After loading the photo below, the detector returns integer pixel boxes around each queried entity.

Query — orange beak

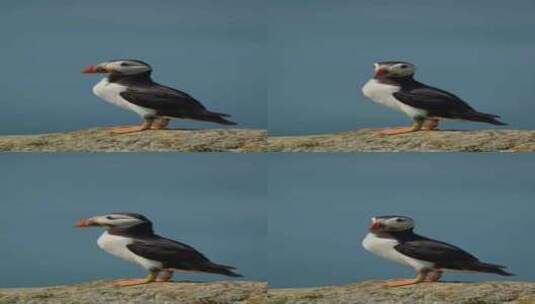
[81,65,96,73]
[81,65,108,74]
[373,68,387,78]
[368,220,383,231]
[75,218,97,228]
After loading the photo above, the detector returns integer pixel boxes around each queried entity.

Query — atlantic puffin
[81,59,237,134]
[361,61,506,135]
[362,215,513,287]
[76,213,242,287]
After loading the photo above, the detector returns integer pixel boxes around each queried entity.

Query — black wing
[120,85,237,125]
[394,238,479,270]
[127,236,212,271]
[120,85,207,118]
[393,87,475,117]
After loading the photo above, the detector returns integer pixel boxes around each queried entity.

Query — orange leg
[155,270,174,282]
[425,270,442,282]
[380,120,424,135]
[110,119,153,134]
[421,118,440,131]
[382,272,426,288]
[151,118,170,130]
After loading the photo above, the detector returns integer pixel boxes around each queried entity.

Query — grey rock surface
[267,281,535,304]
[0,128,267,152]
[1,128,534,152]
[267,129,535,152]
[0,280,266,304]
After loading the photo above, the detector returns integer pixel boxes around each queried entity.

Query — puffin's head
[81,59,152,75]
[75,213,152,229]
[372,61,415,79]
[368,215,415,233]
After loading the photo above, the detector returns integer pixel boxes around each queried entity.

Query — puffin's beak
[75,218,98,228]
[373,68,387,78]
[81,65,108,74]
[368,219,383,231]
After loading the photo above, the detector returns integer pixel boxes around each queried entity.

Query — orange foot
[105,125,136,131]
[110,278,154,287]
[380,127,420,135]
[382,278,423,288]
[110,125,150,134]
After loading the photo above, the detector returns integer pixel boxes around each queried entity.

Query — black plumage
[111,72,237,125]
[108,214,242,277]
[390,77,506,125]
[377,66,507,126]
[391,230,513,276]
[127,237,241,277]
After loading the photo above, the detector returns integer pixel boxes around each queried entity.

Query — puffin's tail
[461,111,507,126]
[197,110,238,125]
[471,262,514,276]
[201,262,243,277]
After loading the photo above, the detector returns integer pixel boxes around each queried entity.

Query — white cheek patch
[112,218,144,226]
[98,216,144,226]
[124,66,151,74]
[392,65,415,77]
[105,62,151,75]
[117,63,151,75]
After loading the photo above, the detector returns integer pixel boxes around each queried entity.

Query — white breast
[362,79,427,119]
[97,231,162,271]
[362,233,434,272]
[92,78,157,118]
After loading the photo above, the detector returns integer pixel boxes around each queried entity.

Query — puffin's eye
[120,62,132,67]
[395,218,405,222]
[106,216,115,220]
[400,65,408,69]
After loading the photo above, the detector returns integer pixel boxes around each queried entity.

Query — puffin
[81,59,237,134]
[361,61,506,135]
[76,213,242,287]
[362,215,513,287]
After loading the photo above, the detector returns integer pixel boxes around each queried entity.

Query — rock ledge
[267,129,535,152]
[0,280,266,304]
[1,128,534,152]
[2,281,533,304]
[0,128,266,152]
[267,281,535,304]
